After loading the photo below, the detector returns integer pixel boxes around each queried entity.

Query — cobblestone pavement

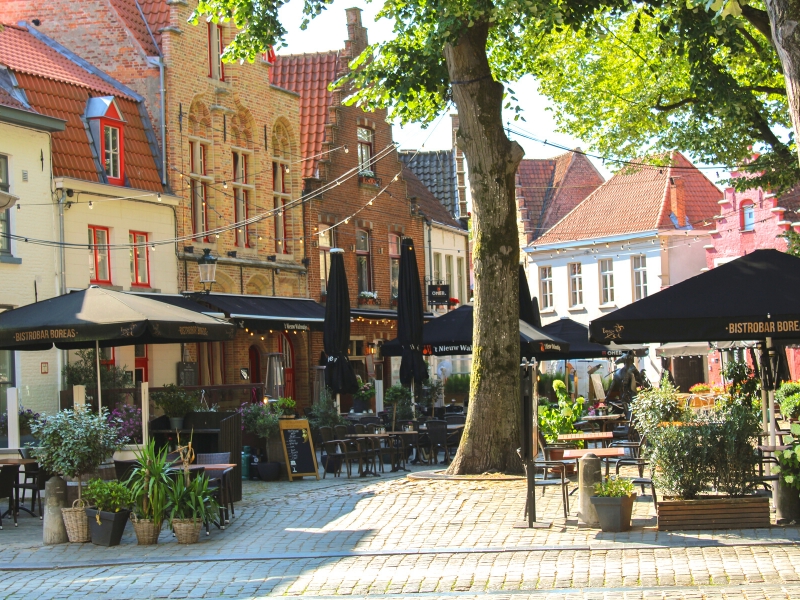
[3,466,800,598]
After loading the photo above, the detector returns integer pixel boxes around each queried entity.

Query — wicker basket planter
[131,516,162,545]
[172,518,202,544]
[62,499,91,543]
[657,496,770,531]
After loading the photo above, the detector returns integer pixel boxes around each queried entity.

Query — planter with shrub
[127,440,171,545]
[166,472,219,544]
[84,478,132,546]
[239,401,281,481]
[590,477,637,532]
[31,408,125,543]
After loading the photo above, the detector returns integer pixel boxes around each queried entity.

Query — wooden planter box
[657,496,770,531]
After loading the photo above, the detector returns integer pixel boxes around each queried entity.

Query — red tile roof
[533,151,721,246]
[516,150,604,243]
[0,24,162,190]
[403,167,464,230]
[108,0,167,56]
[272,51,341,179]
[0,86,32,112]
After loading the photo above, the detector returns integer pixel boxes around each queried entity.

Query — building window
[99,347,115,370]
[319,226,334,294]
[0,342,14,403]
[357,127,374,174]
[0,155,9,253]
[103,124,122,184]
[599,258,614,305]
[389,234,401,300]
[742,203,755,231]
[457,256,465,303]
[189,140,211,240]
[633,255,648,301]
[445,254,453,290]
[272,161,290,254]
[568,263,583,307]
[356,229,371,293]
[207,24,225,81]
[88,225,111,284]
[232,151,254,247]
[129,231,150,287]
[539,266,553,309]
[433,252,442,283]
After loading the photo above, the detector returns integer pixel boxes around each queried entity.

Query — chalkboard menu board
[278,418,319,481]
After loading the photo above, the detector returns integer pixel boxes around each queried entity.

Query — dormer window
[86,97,126,186]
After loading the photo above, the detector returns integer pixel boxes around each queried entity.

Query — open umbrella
[397,238,428,387]
[0,286,236,410]
[323,249,358,410]
[540,318,648,361]
[382,304,569,357]
[588,249,800,443]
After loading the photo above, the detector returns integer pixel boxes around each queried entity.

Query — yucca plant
[165,473,219,526]
[127,440,171,527]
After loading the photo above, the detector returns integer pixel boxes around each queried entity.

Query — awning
[656,341,757,358]
[351,308,436,320]
[196,293,326,331]
[130,293,224,317]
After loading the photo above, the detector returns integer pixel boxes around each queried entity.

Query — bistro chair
[334,425,373,477]
[421,420,449,464]
[444,415,466,425]
[18,449,48,519]
[517,449,570,521]
[360,416,382,425]
[615,458,657,510]
[197,452,235,526]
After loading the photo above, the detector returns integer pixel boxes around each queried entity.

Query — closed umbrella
[397,238,428,387]
[323,249,358,411]
[518,264,540,328]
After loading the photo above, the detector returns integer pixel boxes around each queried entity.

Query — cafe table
[582,414,623,432]
[557,431,613,447]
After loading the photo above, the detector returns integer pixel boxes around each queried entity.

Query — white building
[524,152,722,386]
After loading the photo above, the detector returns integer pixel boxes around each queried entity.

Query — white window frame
[457,256,465,303]
[129,231,150,287]
[273,157,290,254]
[357,127,374,174]
[103,125,121,180]
[742,204,755,231]
[189,138,213,240]
[319,226,334,294]
[599,258,614,305]
[633,255,648,301]
[539,266,553,310]
[433,252,442,284]
[568,262,583,308]
[232,149,254,248]
[0,154,10,253]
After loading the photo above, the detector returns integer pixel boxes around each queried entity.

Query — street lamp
[197,248,217,293]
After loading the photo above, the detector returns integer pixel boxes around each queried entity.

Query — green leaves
[776,445,800,491]
[151,385,200,419]
[593,475,635,497]
[84,478,133,514]
[165,472,220,525]
[538,380,585,443]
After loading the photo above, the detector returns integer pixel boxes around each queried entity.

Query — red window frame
[99,347,115,370]
[129,231,150,287]
[99,118,124,186]
[88,225,112,284]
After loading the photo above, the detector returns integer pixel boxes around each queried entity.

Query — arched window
[741,202,755,231]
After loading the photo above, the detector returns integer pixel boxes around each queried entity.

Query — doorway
[278,333,295,399]
[249,345,262,384]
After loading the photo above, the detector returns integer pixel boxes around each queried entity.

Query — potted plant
[30,408,125,543]
[384,384,413,425]
[151,384,199,430]
[308,388,347,473]
[774,437,800,524]
[166,474,219,544]
[358,291,380,306]
[277,397,296,419]
[353,377,375,413]
[239,401,281,481]
[109,404,143,460]
[590,477,637,532]
[84,478,132,546]
[538,380,585,466]
[126,440,171,544]
[0,406,41,448]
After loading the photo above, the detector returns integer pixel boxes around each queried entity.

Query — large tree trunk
[766,0,800,166]
[443,22,525,475]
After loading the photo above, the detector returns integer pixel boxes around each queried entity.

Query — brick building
[5,2,318,405]
[273,8,427,410]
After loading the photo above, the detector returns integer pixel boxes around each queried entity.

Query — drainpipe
[57,188,67,393]
[426,217,433,311]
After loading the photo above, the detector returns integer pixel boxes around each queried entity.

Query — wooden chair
[421,420,449,464]
[0,465,20,528]
[444,415,466,425]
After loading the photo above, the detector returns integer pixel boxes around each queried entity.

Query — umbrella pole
[767,337,777,446]
[95,340,103,413]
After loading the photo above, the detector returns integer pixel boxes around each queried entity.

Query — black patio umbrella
[323,249,359,400]
[397,238,428,387]
[540,318,648,361]
[382,304,569,357]
[588,249,800,441]
[529,296,543,329]
[0,286,236,409]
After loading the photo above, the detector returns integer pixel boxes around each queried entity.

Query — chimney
[669,176,687,228]
[451,113,468,219]
[344,8,368,57]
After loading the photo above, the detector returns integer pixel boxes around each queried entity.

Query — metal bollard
[577,453,602,527]
[43,476,68,545]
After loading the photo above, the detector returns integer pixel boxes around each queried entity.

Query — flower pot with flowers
[30,408,125,543]
[358,291,380,306]
[448,298,460,309]
[353,377,375,413]
[239,401,281,480]
[109,404,143,460]
[0,406,42,447]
